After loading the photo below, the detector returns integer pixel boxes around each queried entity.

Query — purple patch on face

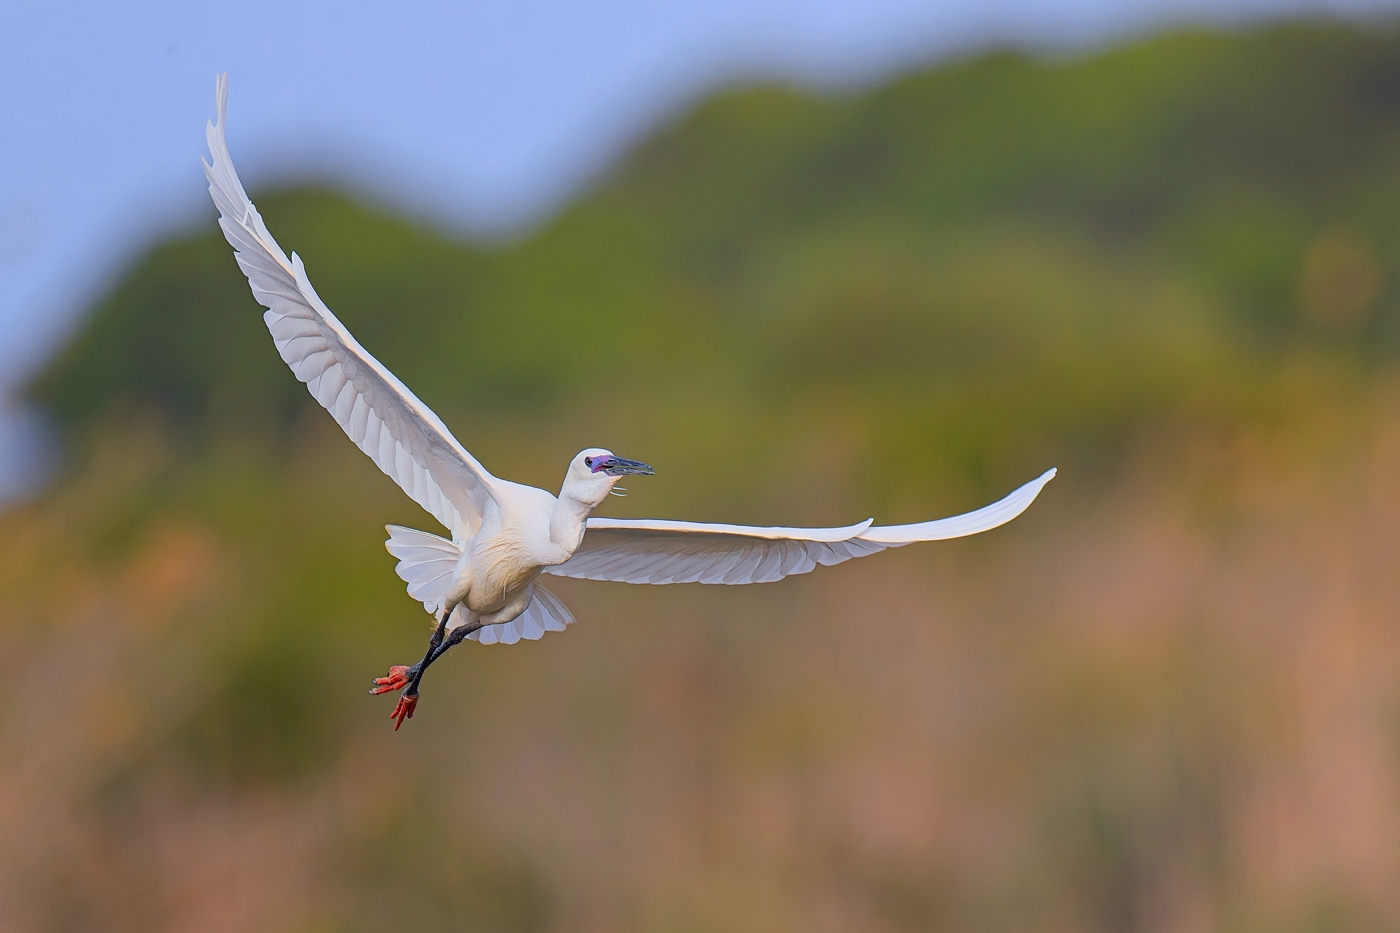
[586,456,612,473]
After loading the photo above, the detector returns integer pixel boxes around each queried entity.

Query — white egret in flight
[202,76,1056,729]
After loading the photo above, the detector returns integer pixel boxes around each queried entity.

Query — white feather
[467,582,577,645]
[385,524,460,615]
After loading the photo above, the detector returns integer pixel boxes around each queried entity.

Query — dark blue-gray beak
[601,456,655,476]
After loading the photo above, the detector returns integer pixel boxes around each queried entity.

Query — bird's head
[563,447,655,507]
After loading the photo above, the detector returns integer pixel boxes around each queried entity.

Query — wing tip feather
[215,72,228,119]
[860,466,1058,545]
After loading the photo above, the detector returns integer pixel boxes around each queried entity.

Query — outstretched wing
[203,74,496,542]
[544,468,1055,585]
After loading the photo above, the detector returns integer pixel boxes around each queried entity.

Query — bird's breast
[459,531,544,613]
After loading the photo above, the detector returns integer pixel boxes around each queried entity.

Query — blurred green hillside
[40,25,1400,503]
[7,22,1400,933]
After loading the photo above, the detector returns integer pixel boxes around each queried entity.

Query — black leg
[405,615,483,695]
[402,607,453,696]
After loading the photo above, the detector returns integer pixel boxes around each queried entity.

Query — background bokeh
[7,17,1400,933]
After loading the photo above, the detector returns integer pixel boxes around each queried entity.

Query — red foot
[369,665,411,695]
[390,693,418,730]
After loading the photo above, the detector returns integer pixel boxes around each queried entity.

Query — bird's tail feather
[470,582,576,646]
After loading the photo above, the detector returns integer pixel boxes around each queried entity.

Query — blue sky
[0,0,1396,496]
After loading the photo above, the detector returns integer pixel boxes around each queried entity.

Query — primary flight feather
[202,75,1056,728]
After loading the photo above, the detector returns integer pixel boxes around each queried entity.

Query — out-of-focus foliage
[7,23,1400,933]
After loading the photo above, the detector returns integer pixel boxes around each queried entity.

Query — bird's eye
[585,458,593,467]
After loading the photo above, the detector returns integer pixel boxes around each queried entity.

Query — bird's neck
[548,492,596,558]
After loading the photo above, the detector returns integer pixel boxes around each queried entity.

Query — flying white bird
[202,75,1056,729]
